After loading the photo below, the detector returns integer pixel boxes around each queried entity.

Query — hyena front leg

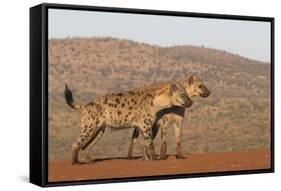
[174,120,185,159]
[127,128,140,159]
[140,125,155,161]
[127,123,159,159]
[159,125,168,160]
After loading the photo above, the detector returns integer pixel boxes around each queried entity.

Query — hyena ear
[169,83,178,95]
[189,73,198,85]
[189,75,195,85]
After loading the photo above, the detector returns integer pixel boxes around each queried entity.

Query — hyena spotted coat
[65,82,193,164]
[127,74,211,159]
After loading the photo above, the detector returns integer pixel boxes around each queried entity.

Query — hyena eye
[181,94,186,98]
[198,84,203,89]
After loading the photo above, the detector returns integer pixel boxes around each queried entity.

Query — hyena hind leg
[84,128,106,163]
[71,125,105,165]
[72,143,80,165]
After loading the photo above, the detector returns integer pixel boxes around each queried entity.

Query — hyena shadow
[80,156,142,164]
[82,154,177,164]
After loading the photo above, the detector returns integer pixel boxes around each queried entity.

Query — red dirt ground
[48,148,270,182]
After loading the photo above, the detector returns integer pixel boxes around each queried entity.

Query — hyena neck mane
[149,85,173,112]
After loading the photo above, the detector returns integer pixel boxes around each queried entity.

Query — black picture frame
[30,3,275,187]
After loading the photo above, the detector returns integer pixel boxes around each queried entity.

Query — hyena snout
[200,86,211,97]
[183,97,193,108]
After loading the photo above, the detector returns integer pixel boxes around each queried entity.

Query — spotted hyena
[127,74,211,160]
[64,82,193,164]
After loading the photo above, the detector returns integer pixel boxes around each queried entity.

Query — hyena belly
[100,95,153,130]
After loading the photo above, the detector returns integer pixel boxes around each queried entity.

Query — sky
[48,9,271,62]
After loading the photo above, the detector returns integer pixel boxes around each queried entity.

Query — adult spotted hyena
[127,74,211,160]
[65,82,193,164]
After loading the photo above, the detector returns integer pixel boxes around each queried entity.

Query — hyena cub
[127,74,211,159]
[65,82,193,164]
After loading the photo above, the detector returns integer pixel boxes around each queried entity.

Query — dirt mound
[48,148,270,182]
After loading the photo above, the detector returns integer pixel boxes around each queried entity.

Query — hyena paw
[85,155,94,164]
[72,160,80,165]
[159,154,168,160]
[127,153,133,160]
[176,154,186,159]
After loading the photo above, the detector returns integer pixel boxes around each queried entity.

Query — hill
[48,37,270,98]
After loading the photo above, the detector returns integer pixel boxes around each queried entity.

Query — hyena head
[181,73,211,98]
[169,83,193,108]
[187,73,211,97]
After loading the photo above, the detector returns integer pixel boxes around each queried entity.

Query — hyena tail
[64,84,84,110]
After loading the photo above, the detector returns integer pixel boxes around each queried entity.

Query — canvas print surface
[47,8,272,182]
